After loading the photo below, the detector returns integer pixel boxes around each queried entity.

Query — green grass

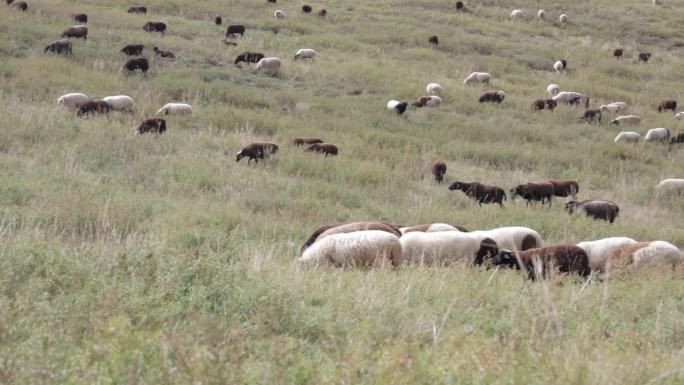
[0,0,683,383]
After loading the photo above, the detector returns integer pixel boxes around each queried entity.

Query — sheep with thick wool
[296,230,402,268]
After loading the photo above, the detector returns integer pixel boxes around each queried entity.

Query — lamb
[463,72,491,85]
[559,13,568,23]
[235,52,264,66]
[510,182,555,206]
[655,178,684,194]
[431,160,447,183]
[73,13,87,23]
[638,52,651,62]
[609,115,641,125]
[428,36,439,45]
[318,8,327,17]
[235,142,279,164]
[399,231,498,267]
[492,245,590,280]
[537,9,545,20]
[143,22,166,36]
[62,25,88,40]
[544,179,579,199]
[387,100,408,115]
[510,9,522,19]
[155,103,193,116]
[153,46,175,58]
[57,93,89,110]
[426,83,442,95]
[226,25,245,37]
[565,200,619,223]
[77,100,111,117]
[600,102,628,113]
[552,91,588,107]
[102,95,134,112]
[469,226,543,254]
[121,44,144,56]
[479,90,505,103]
[613,131,641,143]
[44,39,72,55]
[448,181,507,207]
[413,95,442,108]
[400,223,468,234]
[532,99,557,111]
[553,59,567,73]
[127,6,147,14]
[294,48,317,61]
[302,5,312,13]
[670,133,684,144]
[305,143,338,156]
[137,118,166,134]
[274,10,286,19]
[546,84,560,97]
[576,237,638,271]
[293,137,323,146]
[580,109,602,124]
[644,127,670,142]
[657,100,677,112]
[123,58,149,75]
[599,241,682,273]
[296,230,402,268]
[613,48,623,59]
[255,57,282,75]
[300,221,402,254]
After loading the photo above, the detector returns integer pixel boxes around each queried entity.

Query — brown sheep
[300,221,402,255]
[428,35,439,45]
[456,1,464,10]
[597,241,682,274]
[448,181,507,207]
[317,8,327,17]
[236,142,279,164]
[431,160,447,183]
[511,182,555,206]
[565,200,619,223]
[532,99,557,111]
[153,46,175,58]
[214,15,223,25]
[492,245,591,280]
[670,132,684,144]
[44,39,72,55]
[544,179,579,199]
[479,90,506,103]
[226,25,246,37]
[123,58,149,75]
[293,137,323,146]
[302,5,312,13]
[121,44,144,56]
[580,109,602,124]
[62,25,88,40]
[73,13,87,23]
[657,99,677,112]
[137,118,166,134]
[77,100,111,117]
[143,22,166,36]
[613,48,623,59]
[305,143,338,156]
[127,6,147,14]
[638,52,651,62]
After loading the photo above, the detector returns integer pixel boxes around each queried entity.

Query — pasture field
[0,0,683,383]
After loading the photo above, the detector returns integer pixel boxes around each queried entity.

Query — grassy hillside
[0,0,683,383]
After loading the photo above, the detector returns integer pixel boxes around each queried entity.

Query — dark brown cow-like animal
[657,99,677,112]
[44,39,72,55]
[73,13,88,23]
[214,15,222,25]
[638,52,651,62]
[137,118,166,134]
[428,35,439,45]
[77,100,111,117]
[127,6,147,14]
[306,143,338,156]
[511,182,555,206]
[613,48,623,59]
[532,99,557,111]
[226,25,246,37]
[293,137,323,146]
[236,143,279,164]
[143,22,166,35]
[123,58,149,75]
[300,221,402,255]
[449,181,507,207]
[431,160,447,183]
[479,90,506,103]
[492,245,591,280]
[234,52,264,65]
[545,179,579,199]
[566,200,619,223]
[121,44,144,56]
[62,25,88,40]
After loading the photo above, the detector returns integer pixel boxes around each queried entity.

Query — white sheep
[421,95,442,107]
[155,103,193,116]
[546,84,560,97]
[57,92,90,110]
[399,231,496,266]
[387,100,408,114]
[426,83,442,95]
[399,223,462,234]
[559,13,568,23]
[294,48,317,61]
[510,9,523,19]
[255,57,282,75]
[102,95,134,112]
[613,131,641,143]
[576,237,638,270]
[553,60,566,73]
[274,10,286,19]
[603,241,681,273]
[674,112,684,119]
[468,226,543,252]
[644,127,670,142]
[552,91,584,104]
[600,102,628,113]
[463,72,491,85]
[655,178,684,194]
[537,9,545,20]
[609,115,641,125]
[296,230,401,268]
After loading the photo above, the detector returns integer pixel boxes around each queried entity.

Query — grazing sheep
[387,100,408,115]
[545,179,579,199]
[492,245,590,280]
[675,112,684,120]
[62,25,88,40]
[236,142,278,164]
[657,100,677,112]
[293,137,323,146]
[600,241,682,273]
[44,39,72,55]
[431,161,447,183]
[532,99,557,111]
[553,91,588,107]
[302,5,312,13]
[297,230,402,268]
[137,118,166,134]
[565,200,619,223]
[294,48,317,61]
[609,115,641,125]
[235,52,265,65]
[400,223,468,234]
[57,93,89,110]
[300,221,402,255]
[77,100,111,117]
[559,13,568,23]
[399,231,498,267]
[143,22,166,36]
[455,1,464,10]
[510,9,522,18]
[226,25,246,37]
[670,133,684,144]
[73,13,88,23]
[428,35,439,45]
[546,84,561,97]
[638,52,651,62]
[214,15,222,25]
[469,227,543,254]
[305,143,338,156]
[121,44,144,56]
[127,6,147,14]
[580,109,602,124]
[510,182,555,206]
[155,103,193,116]
[448,181,507,207]
[600,102,628,113]
[463,72,491,85]
[426,83,442,95]
[12,1,26,11]
[123,58,149,75]
[644,127,670,142]
[318,8,327,17]
[537,9,545,20]
[613,131,641,143]
[255,57,282,75]
[613,48,623,59]
[655,178,684,194]
[577,237,638,270]
[553,59,567,73]
[274,10,286,19]
[153,46,175,58]
[479,90,505,103]
[413,95,442,108]
[102,95,134,112]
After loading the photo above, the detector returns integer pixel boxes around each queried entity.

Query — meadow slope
[0,0,683,383]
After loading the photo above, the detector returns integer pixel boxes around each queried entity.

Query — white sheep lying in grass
[399,231,498,266]
[102,95,134,112]
[546,84,560,97]
[426,83,442,95]
[274,10,286,19]
[156,103,193,116]
[256,57,282,74]
[576,237,637,270]
[294,48,316,61]
[600,102,628,113]
[57,92,90,109]
[644,127,670,142]
[609,115,641,125]
[468,226,543,252]
[463,72,491,85]
[296,230,401,268]
[614,131,641,143]
[655,178,684,194]
[559,13,568,23]
[601,241,682,273]
[510,9,523,18]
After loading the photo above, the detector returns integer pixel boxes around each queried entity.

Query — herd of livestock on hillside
[8,0,683,278]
